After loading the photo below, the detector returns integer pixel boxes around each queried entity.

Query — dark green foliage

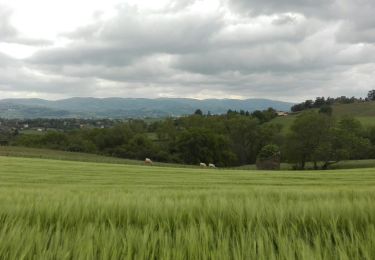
[285,112,372,169]
[112,134,156,160]
[367,126,375,146]
[284,112,331,169]
[12,113,280,166]
[251,107,278,123]
[367,126,375,158]
[176,128,236,166]
[291,94,369,112]
[194,109,203,116]
[319,105,333,115]
[257,144,280,160]
[368,90,375,101]
[256,144,281,170]
[8,107,375,168]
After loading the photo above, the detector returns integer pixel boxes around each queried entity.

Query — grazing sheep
[200,163,207,167]
[208,163,216,168]
[145,158,153,165]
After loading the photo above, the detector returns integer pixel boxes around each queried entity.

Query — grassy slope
[3,145,375,171]
[237,159,375,170]
[333,102,375,127]
[269,113,298,134]
[0,156,375,259]
[0,146,193,168]
[271,101,375,133]
[333,101,375,117]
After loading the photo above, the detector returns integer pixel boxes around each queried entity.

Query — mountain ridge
[0,97,294,119]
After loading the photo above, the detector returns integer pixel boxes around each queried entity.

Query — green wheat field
[1,156,375,259]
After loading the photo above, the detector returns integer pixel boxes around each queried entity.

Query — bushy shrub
[256,144,280,170]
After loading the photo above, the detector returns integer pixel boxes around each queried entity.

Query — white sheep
[200,163,207,167]
[144,158,153,165]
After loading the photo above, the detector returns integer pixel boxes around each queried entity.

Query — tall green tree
[286,113,371,170]
[368,90,375,101]
[194,109,203,116]
[176,128,237,166]
[226,116,259,164]
[285,112,332,169]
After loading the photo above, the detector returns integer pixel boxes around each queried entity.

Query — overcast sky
[0,0,374,102]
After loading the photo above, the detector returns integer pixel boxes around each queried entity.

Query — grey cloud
[9,37,52,46]
[335,0,375,43]
[211,15,320,48]
[164,0,198,12]
[0,62,97,96]
[0,52,16,67]
[0,51,94,97]
[174,23,375,76]
[228,0,335,16]
[228,0,375,44]
[30,6,223,67]
[4,1,373,101]
[29,44,140,67]
[272,14,298,25]
[70,5,222,52]
[0,6,18,40]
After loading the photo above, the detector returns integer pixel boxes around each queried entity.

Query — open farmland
[0,146,193,168]
[0,156,375,259]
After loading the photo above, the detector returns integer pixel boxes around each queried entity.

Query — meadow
[1,156,375,259]
[0,146,194,168]
[270,101,375,134]
[236,159,375,170]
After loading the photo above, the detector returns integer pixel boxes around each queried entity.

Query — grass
[355,116,375,127]
[0,146,193,168]
[268,114,298,134]
[332,101,375,117]
[271,101,375,133]
[0,145,145,164]
[237,159,375,171]
[329,159,375,169]
[0,156,375,259]
[3,145,375,172]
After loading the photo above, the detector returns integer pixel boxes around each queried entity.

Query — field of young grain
[0,146,193,168]
[1,156,375,259]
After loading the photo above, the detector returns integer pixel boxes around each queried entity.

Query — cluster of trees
[0,130,17,145]
[291,90,375,112]
[195,107,278,123]
[3,107,375,169]
[12,109,282,167]
[285,111,374,169]
[369,90,375,101]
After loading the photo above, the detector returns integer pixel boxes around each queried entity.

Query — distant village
[0,118,123,135]
[0,109,290,134]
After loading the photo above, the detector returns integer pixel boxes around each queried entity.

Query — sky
[0,0,374,102]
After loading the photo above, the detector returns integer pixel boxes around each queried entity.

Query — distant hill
[271,101,375,133]
[0,97,293,119]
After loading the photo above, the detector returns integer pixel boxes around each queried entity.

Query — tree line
[2,106,373,169]
[291,90,375,112]
[9,109,280,167]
